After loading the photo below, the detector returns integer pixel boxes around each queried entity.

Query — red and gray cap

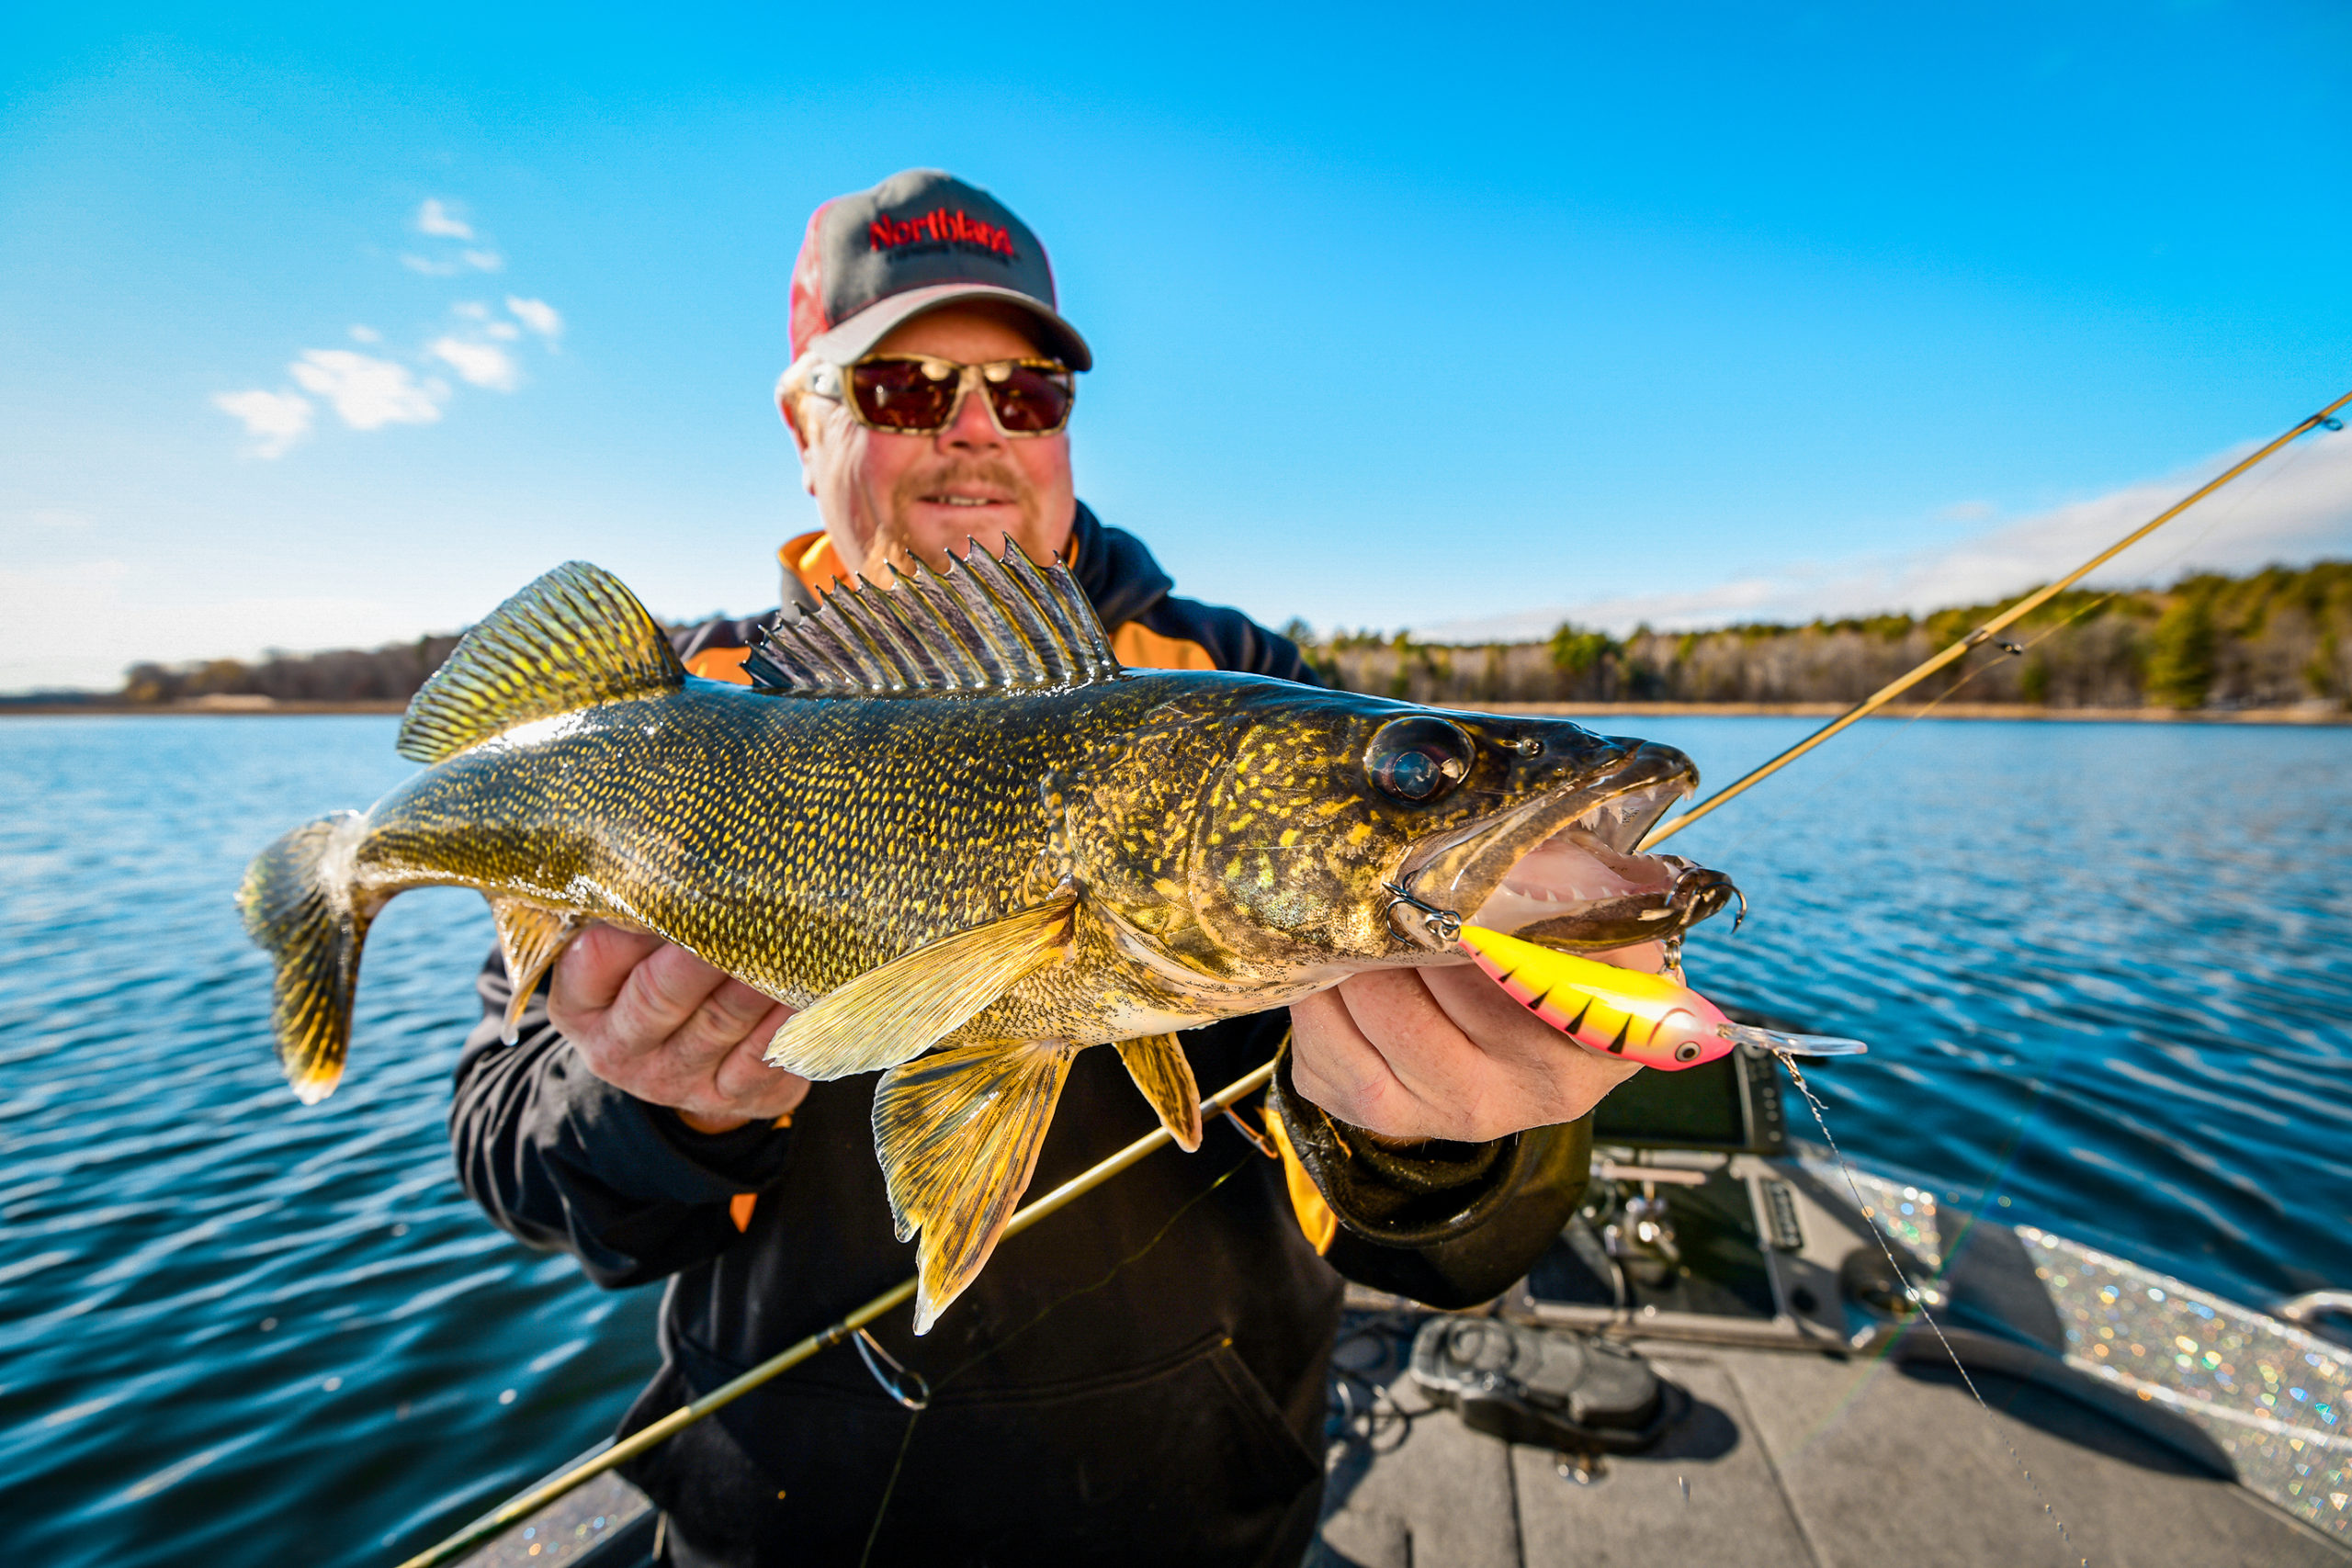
[787,169,1091,371]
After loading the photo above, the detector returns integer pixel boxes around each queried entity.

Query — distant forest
[1294,561,2352,711]
[103,561,2352,713]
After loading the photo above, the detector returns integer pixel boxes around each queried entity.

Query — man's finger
[710,1008,805,1106]
[597,943,739,1059]
[1288,986,1419,1135]
[1327,967,1488,1105]
[551,922,666,1013]
[1419,963,1645,1123]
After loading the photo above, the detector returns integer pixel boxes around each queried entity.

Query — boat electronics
[1590,1040,1787,1154]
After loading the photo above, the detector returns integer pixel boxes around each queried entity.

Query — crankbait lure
[1456,923,1867,1070]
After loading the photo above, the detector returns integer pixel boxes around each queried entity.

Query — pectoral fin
[763,893,1077,1080]
[873,1040,1080,1334]
[1114,1033,1203,1152]
[489,899,582,1044]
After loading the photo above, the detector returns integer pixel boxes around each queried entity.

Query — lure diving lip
[1456,923,1868,1071]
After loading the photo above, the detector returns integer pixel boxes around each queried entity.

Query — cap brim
[804,283,1092,371]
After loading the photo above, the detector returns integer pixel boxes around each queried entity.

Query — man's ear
[779,392,821,497]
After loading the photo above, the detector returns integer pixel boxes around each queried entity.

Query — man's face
[787,304,1078,578]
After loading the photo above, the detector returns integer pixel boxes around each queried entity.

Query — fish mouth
[1389,742,1742,953]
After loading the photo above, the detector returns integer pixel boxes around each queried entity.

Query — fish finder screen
[1590,1044,1784,1153]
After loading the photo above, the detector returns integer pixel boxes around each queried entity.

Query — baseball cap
[787,170,1091,371]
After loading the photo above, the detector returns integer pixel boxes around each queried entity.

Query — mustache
[889,457,1035,506]
[862,460,1044,573]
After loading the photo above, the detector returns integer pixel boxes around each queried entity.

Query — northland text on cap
[788,169,1091,370]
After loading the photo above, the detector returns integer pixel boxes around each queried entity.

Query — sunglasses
[802,355,1077,437]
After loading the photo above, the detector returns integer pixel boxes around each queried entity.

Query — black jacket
[449,506,1591,1566]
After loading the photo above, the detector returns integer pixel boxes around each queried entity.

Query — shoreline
[1485,701,2352,725]
[3,697,2346,725]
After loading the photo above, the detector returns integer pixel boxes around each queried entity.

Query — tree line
[103,561,2350,712]
[1291,561,2352,711]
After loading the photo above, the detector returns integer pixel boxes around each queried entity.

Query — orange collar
[778,529,1084,602]
[779,531,853,598]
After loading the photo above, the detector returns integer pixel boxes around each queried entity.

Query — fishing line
[1775,1052,2086,1566]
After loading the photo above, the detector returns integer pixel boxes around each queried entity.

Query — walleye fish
[241,548,1738,1329]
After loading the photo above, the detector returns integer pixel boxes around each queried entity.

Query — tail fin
[238,812,371,1104]
[872,1040,1080,1334]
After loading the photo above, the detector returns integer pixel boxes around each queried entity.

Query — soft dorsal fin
[742,540,1123,697]
[398,561,685,762]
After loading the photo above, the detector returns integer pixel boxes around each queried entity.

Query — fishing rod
[394,1058,1279,1568]
[1637,387,2352,852]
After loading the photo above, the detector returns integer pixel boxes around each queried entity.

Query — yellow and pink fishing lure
[1456,924,1867,1070]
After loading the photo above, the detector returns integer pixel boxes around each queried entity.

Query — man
[452,170,1646,1566]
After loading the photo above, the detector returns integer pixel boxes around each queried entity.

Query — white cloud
[210,389,315,457]
[22,508,92,531]
[428,337,520,392]
[484,321,520,341]
[349,324,381,343]
[454,300,490,320]
[1939,499,1997,522]
[415,198,474,240]
[1414,427,2352,641]
[401,249,502,276]
[288,350,447,430]
[506,296,563,343]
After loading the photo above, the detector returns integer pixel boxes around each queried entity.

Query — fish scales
[354,676,1292,1042]
[241,552,1738,1328]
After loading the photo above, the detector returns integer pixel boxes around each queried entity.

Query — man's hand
[546,924,809,1134]
[1287,946,1661,1142]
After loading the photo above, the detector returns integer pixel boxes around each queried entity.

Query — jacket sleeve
[1267,1044,1591,1308]
[448,951,796,1288]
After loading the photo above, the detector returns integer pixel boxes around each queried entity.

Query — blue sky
[4,3,2348,689]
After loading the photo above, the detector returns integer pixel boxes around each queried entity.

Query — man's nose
[937,371,1004,450]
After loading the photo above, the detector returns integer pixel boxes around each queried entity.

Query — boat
[444,1043,2349,1566]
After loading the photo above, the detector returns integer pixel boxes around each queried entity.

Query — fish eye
[1364,716,1475,805]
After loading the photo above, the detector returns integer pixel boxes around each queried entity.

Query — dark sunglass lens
[850,361,957,430]
[984,366,1073,433]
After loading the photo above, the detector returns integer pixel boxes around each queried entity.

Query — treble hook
[1666,863,1747,932]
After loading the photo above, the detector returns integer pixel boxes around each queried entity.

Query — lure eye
[1674,1041,1704,1064]
[1365,717,1475,805]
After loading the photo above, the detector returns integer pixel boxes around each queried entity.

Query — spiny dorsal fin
[398,561,684,763]
[742,539,1122,697]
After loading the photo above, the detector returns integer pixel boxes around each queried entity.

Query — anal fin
[490,898,582,1044]
[763,893,1076,1080]
[1114,1033,1203,1152]
[873,1040,1080,1334]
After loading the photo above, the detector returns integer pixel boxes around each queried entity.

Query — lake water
[1,714,2346,1565]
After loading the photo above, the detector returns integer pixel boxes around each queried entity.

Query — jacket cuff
[642,1100,798,1193]
[1268,1048,1521,1247]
